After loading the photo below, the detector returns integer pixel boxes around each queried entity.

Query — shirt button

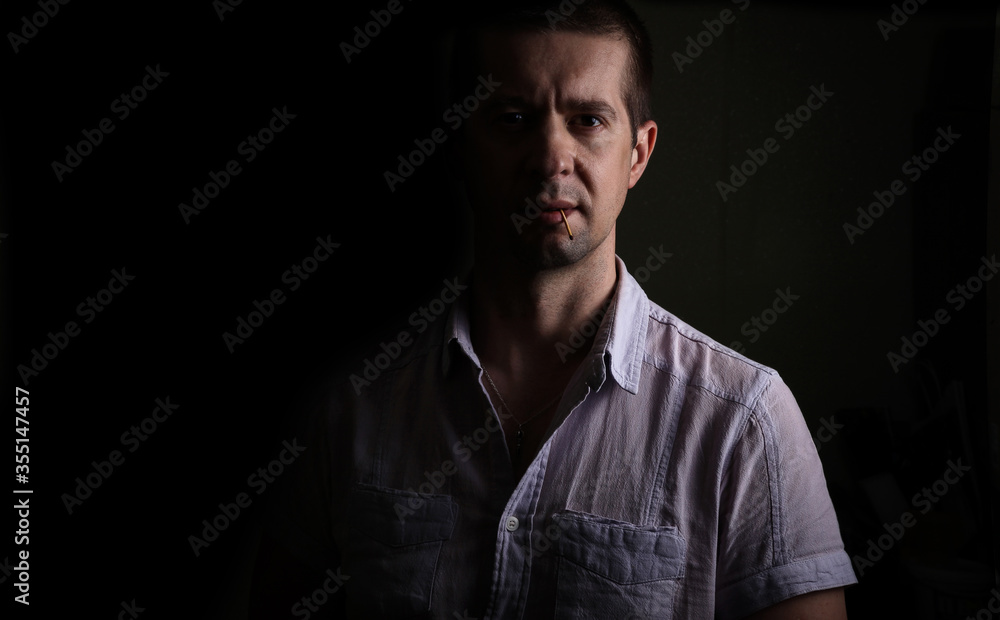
[505,516,519,532]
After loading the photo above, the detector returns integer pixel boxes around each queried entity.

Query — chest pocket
[551,511,686,620]
[343,484,458,618]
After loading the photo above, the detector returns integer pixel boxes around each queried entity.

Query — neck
[469,243,618,391]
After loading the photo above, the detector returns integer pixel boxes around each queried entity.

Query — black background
[3,0,997,618]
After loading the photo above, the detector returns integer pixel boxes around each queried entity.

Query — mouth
[537,199,578,227]
[539,199,576,212]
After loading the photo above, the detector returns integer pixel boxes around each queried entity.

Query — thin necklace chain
[481,365,562,459]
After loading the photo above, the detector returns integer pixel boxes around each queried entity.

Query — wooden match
[560,209,573,239]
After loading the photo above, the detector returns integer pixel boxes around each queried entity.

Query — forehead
[476,29,630,108]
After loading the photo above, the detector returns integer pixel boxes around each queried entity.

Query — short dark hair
[449,0,654,146]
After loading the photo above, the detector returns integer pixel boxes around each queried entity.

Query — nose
[526,115,575,181]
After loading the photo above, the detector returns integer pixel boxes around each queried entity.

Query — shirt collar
[599,255,648,394]
[441,279,481,376]
[442,255,648,395]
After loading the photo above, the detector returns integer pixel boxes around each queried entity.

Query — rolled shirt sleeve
[715,376,857,619]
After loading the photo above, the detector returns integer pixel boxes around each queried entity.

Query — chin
[511,232,591,270]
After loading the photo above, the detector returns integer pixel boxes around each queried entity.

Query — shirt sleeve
[714,374,857,619]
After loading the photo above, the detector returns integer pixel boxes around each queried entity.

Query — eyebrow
[484,95,620,121]
[568,99,619,122]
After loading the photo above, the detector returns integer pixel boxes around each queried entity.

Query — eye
[498,112,524,126]
[575,115,603,127]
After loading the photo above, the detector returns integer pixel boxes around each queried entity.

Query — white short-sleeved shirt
[274,255,857,619]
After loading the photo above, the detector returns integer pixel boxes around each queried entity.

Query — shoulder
[332,305,451,402]
[640,299,788,414]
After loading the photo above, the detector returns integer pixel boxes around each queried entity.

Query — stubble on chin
[509,228,592,271]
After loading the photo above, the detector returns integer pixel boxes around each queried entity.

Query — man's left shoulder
[641,301,785,409]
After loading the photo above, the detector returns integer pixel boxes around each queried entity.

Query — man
[252,2,857,617]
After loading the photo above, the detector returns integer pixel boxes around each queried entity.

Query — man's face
[460,29,656,270]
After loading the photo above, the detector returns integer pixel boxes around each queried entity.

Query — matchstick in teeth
[560,209,574,239]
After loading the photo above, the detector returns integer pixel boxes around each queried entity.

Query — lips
[536,200,578,227]
[538,199,577,212]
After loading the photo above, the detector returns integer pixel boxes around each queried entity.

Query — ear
[628,119,657,189]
